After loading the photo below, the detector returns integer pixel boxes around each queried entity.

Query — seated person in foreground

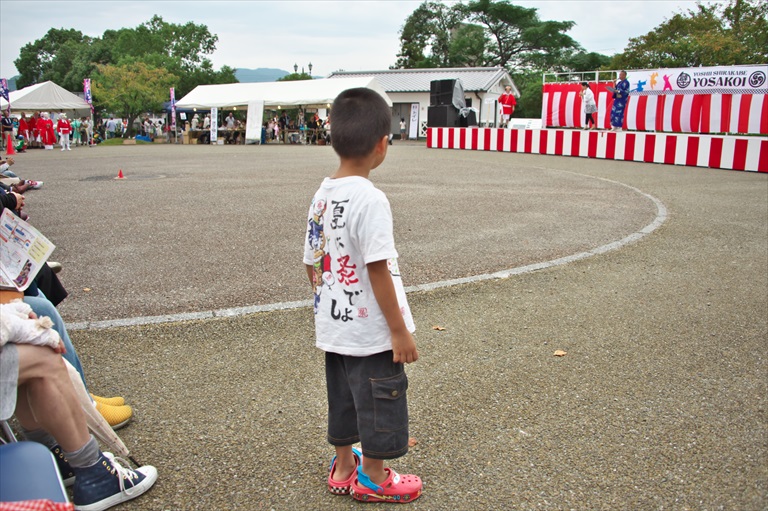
[1,157,43,193]
[0,300,158,510]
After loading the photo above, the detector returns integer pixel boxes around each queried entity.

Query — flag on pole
[0,78,10,115]
[170,87,176,130]
[83,78,94,112]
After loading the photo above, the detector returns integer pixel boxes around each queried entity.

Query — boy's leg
[361,457,386,485]
[346,350,409,461]
[331,444,357,483]
[326,352,360,447]
[326,352,362,492]
[347,351,422,502]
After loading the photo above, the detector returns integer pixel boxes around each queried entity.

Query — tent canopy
[0,81,90,114]
[175,76,392,110]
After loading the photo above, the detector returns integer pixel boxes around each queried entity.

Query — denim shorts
[325,350,409,460]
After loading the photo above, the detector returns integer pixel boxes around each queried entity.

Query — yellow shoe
[90,393,126,406]
[95,401,133,430]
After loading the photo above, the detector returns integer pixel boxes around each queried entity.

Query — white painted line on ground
[67,173,667,331]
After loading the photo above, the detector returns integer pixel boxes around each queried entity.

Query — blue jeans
[325,350,409,460]
[23,289,88,391]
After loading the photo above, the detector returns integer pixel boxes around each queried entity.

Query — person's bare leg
[330,445,357,482]
[14,344,89,452]
[362,457,387,485]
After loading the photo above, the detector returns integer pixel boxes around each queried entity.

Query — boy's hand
[367,260,418,364]
[392,330,418,364]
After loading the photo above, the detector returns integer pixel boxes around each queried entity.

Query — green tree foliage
[14,28,92,89]
[92,62,177,136]
[394,0,583,71]
[611,0,768,68]
[395,1,468,68]
[13,16,235,98]
[277,72,314,81]
[394,0,594,119]
[465,0,580,70]
[509,71,544,118]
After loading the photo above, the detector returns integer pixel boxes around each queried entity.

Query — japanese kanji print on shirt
[304,176,415,357]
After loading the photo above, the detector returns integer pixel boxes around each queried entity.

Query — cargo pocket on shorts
[370,372,408,433]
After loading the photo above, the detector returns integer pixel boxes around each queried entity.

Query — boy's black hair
[330,87,390,159]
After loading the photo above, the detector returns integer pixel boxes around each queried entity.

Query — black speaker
[430,79,456,93]
[428,105,459,127]
[429,79,457,106]
[430,92,454,106]
[458,110,477,127]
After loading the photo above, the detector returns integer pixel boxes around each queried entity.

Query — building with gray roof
[328,67,520,138]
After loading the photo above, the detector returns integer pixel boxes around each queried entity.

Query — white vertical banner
[564,91,576,127]
[409,103,419,139]
[246,100,264,144]
[748,94,764,134]
[552,92,562,126]
[729,95,742,134]
[210,107,218,143]
[680,95,694,132]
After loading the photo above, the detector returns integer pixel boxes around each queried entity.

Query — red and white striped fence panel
[542,83,768,135]
[427,127,768,173]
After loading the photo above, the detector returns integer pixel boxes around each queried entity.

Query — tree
[12,16,235,97]
[611,0,768,68]
[465,0,580,71]
[14,28,91,89]
[448,23,491,68]
[553,50,612,73]
[394,0,582,71]
[394,1,468,68]
[277,72,313,82]
[510,70,545,118]
[92,62,177,136]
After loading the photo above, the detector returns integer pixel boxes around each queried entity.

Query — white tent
[0,81,91,115]
[176,76,392,109]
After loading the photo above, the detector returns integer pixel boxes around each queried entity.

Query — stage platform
[427,127,768,173]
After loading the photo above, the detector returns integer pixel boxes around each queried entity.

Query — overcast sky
[1,0,702,79]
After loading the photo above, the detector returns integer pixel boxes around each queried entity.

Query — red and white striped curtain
[542,82,768,135]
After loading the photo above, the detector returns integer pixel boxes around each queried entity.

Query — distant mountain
[235,68,289,83]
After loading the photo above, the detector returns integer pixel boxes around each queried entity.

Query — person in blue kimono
[610,70,630,131]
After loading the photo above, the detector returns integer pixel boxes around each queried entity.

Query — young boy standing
[303,88,423,503]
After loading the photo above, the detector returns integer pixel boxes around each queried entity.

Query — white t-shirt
[303,176,415,356]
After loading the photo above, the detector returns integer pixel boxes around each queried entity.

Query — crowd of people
[178,110,333,145]
[263,110,331,145]
[0,111,94,152]
[1,154,159,508]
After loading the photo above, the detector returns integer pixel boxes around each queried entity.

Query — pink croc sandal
[328,447,362,495]
[351,467,423,503]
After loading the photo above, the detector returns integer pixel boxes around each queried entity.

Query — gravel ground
[12,141,767,510]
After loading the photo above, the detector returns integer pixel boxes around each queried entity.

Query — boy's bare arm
[305,264,314,286]
[367,260,419,364]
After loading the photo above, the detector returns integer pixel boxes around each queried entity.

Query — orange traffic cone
[115,169,124,179]
[6,135,15,155]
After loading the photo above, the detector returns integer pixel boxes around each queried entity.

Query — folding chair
[0,441,70,503]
